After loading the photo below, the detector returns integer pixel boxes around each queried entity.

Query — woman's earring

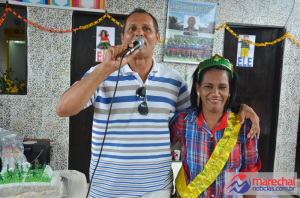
[197,92,200,107]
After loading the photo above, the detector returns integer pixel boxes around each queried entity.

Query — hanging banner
[164,0,217,64]
[236,35,256,67]
[8,0,105,13]
[96,26,115,62]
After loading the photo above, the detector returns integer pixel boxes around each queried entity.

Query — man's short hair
[123,8,159,34]
[188,16,195,22]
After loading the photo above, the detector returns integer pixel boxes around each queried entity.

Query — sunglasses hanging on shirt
[136,87,148,115]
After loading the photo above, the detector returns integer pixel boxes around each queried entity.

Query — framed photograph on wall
[164,0,217,64]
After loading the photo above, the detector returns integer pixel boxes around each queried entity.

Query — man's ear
[121,33,124,43]
[155,32,160,45]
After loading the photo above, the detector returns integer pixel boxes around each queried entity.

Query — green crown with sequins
[197,54,233,81]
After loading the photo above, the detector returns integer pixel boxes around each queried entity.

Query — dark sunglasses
[136,87,148,115]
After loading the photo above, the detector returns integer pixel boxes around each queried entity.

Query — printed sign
[9,0,105,12]
[236,35,256,67]
[96,26,115,62]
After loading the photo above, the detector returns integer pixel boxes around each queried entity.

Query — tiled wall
[0,3,72,170]
[212,0,300,172]
[0,0,299,172]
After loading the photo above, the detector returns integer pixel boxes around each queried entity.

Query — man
[56,8,260,198]
[183,16,198,36]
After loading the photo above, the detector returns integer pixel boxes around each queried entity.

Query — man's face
[121,13,160,59]
[188,17,195,28]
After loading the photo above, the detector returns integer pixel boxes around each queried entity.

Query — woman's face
[196,69,230,114]
[101,31,106,36]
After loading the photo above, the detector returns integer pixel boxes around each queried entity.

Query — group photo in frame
[164,0,217,64]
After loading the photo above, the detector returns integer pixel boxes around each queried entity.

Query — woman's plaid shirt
[169,108,261,197]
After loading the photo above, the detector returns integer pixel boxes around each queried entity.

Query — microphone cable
[86,56,125,198]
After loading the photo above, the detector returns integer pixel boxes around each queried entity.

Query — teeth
[209,99,220,102]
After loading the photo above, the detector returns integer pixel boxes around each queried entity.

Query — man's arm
[238,104,260,139]
[56,65,112,117]
[56,43,132,117]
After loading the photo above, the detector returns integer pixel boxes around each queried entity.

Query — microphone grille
[132,37,144,49]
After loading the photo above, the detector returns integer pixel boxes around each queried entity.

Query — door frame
[223,23,285,172]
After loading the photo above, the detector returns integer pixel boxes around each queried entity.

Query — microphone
[122,37,144,58]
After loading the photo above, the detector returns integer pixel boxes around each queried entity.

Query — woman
[97,30,111,52]
[169,54,261,197]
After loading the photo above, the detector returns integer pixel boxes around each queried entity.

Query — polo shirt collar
[184,108,198,123]
[197,110,230,135]
[121,58,159,75]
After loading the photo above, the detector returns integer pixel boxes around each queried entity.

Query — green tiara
[197,54,233,81]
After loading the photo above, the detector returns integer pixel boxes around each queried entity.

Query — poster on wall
[8,0,105,12]
[236,35,256,67]
[164,0,217,64]
[96,26,115,62]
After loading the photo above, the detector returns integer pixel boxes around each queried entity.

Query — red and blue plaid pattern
[169,109,261,197]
